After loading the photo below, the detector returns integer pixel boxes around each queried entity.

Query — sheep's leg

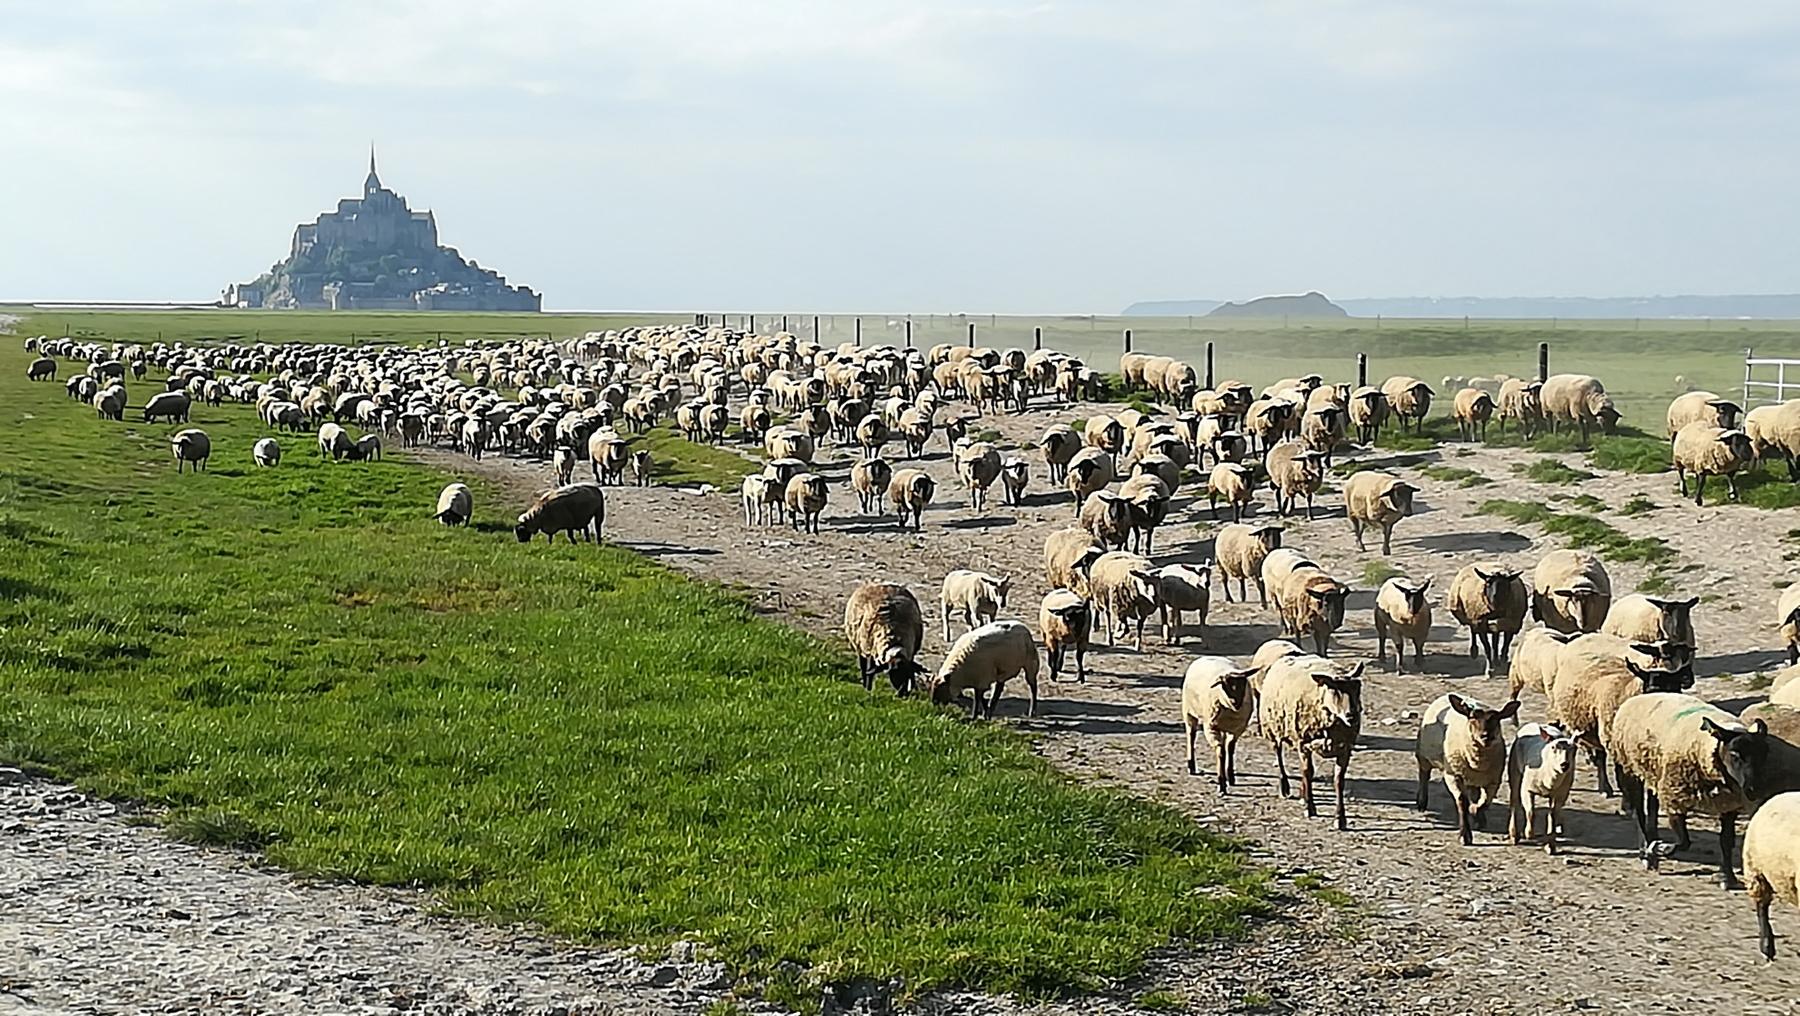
[1333,756,1349,831]
[1047,645,1063,682]
[1300,752,1316,818]
[1134,615,1146,652]
[1350,519,1365,551]
[1726,474,1741,502]
[1716,813,1745,889]
[1454,786,1474,845]
[1074,643,1086,684]
[1412,636,1425,671]
[1376,626,1389,670]
[1693,473,1706,507]
[1510,789,1526,845]
[1225,737,1237,786]
[1382,525,1393,556]
[1754,879,1777,960]
[1467,628,1478,658]
[1671,813,1692,852]
[1254,579,1265,608]
[1305,493,1315,521]
[1594,746,1614,797]
[1545,797,1561,856]
[1221,577,1235,604]
[1415,758,1432,811]
[1273,743,1291,798]
[1215,738,1229,793]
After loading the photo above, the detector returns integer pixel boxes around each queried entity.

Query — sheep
[887,468,935,531]
[1508,722,1582,854]
[346,433,382,462]
[1079,491,1133,552]
[1671,423,1755,504]
[1259,547,1312,625]
[929,620,1040,719]
[1549,634,1695,796]
[1540,373,1621,446]
[1449,387,1495,442]
[1206,462,1256,522]
[1214,522,1282,606]
[630,449,653,486]
[1130,450,1181,492]
[553,445,577,486]
[1446,563,1529,674]
[1088,551,1162,651]
[1342,471,1416,554]
[515,483,605,544]
[318,422,354,460]
[1666,390,1744,437]
[170,429,211,473]
[1260,654,1365,829]
[92,384,126,421]
[1415,692,1521,845]
[1531,549,1612,634]
[851,457,894,515]
[740,474,775,525]
[784,473,829,534]
[142,390,192,424]
[940,570,1012,642]
[856,414,890,457]
[1039,588,1092,684]
[1373,576,1433,673]
[434,482,473,526]
[1346,386,1388,444]
[1038,424,1080,483]
[1064,447,1115,510]
[1044,527,1105,598]
[1117,474,1170,554]
[1264,441,1325,520]
[1601,593,1698,648]
[1380,376,1435,434]
[1746,792,1800,960]
[1243,398,1294,453]
[1181,656,1258,792]
[765,426,815,463]
[26,355,56,381]
[843,581,929,694]
[1497,378,1544,438]
[1507,626,1575,701]
[1609,692,1778,886]
[956,441,1003,512]
[1083,414,1125,453]
[1276,561,1350,656]
[251,437,281,468]
[1156,561,1211,646]
[1745,399,1800,480]
[1299,405,1345,466]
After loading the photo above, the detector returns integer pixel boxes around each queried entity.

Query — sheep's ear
[1497,699,1522,721]
[1473,568,1492,581]
[1448,693,1473,716]
[1751,718,1768,736]
[1416,576,1433,593]
[1678,596,1700,609]
[1699,717,1739,742]
[1627,641,1663,657]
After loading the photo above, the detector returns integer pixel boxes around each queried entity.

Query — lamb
[514,483,606,544]
[251,437,281,468]
[1079,491,1133,551]
[1601,593,1698,648]
[1038,424,1080,483]
[1671,423,1755,504]
[1214,522,1282,606]
[1742,795,1800,964]
[1540,373,1621,446]
[1064,447,1115,510]
[1088,551,1162,651]
[887,468,936,531]
[1181,656,1258,792]
[1508,722,1582,854]
[1531,549,1612,634]
[1156,561,1212,646]
[1044,527,1105,598]
[851,457,894,515]
[1549,634,1695,796]
[929,620,1040,719]
[1380,376,1435,434]
[434,482,473,526]
[1666,390,1744,437]
[1206,462,1256,522]
[1415,693,1521,845]
[630,449,653,486]
[1117,473,1171,553]
[740,474,776,526]
[1373,576,1433,673]
[956,441,1004,511]
[1039,588,1092,684]
[1446,563,1529,674]
[142,390,192,424]
[1342,471,1416,554]
[999,456,1029,506]
[1260,654,1365,829]
[1497,378,1544,438]
[1609,692,1778,886]
[1265,441,1326,520]
[1507,626,1575,701]
[170,429,211,473]
[843,581,929,694]
[940,570,1012,641]
[1276,561,1351,656]
[1452,387,1495,442]
[553,445,577,486]
[784,472,829,533]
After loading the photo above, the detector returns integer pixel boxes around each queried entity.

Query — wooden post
[1463,315,1469,331]
[1357,353,1368,389]
[1538,342,1549,383]
[749,314,756,333]
[967,321,976,348]
[1033,326,1042,350]
[1204,341,1214,390]
[782,314,789,331]
[1123,328,1132,352]
[855,317,862,346]
[1376,314,1382,330]
[812,315,819,341]
[905,319,912,348]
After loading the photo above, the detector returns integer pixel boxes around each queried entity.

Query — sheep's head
[1472,567,1523,607]
[1708,399,1744,430]
[1644,596,1700,639]
[1253,525,1284,550]
[1595,400,1622,433]
[1305,580,1351,628]
[1538,725,1582,779]
[1074,546,1105,579]
[1716,429,1754,462]
[512,518,534,542]
[1625,641,1695,691]
[1309,663,1365,727]
[1215,667,1257,711]
[881,650,928,696]
[1448,693,1520,752]
[1383,481,1417,516]
[1706,717,1770,801]
[991,576,1013,607]
[1396,577,1433,614]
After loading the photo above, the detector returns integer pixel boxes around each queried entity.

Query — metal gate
[1744,348,1800,406]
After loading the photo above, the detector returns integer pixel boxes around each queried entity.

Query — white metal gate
[1744,348,1800,406]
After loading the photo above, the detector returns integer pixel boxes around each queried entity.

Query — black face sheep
[630,449,653,487]
[1260,654,1365,830]
[1373,576,1432,673]
[956,441,1003,512]
[1078,491,1133,552]
[1452,387,1495,442]
[1446,563,1529,674]
[1497,378,1544,438]
[1274,561,1349,656]
[887,468,935,531]
[1506,625,1574,703]
[1206,462,1256,522]
[170,429,211,473]
[1343,471,1416,555]
[318,421,354,460]
[1532,549,1612,634]
[1065,448,1115,512]
[1156,562,1211,647]
[1037,423,1079,483]
[142,390,192,424]
[1265,441,1326,520]
[1415,692,1521,845]
[1088,550,1162,651]
[1118,474,1171,554]
[784,472,829,534]
[1038,588,1091,684]
[1379,376,1434,434]
[939,570,1011,642]
[434,482,472,526]
[1043,527,1104,598]
[1540,372,1621,446]
[514,483,606,544]
[1507,722,1582,854]
[1549,634,1694,796]
[1666,390,1744,436]
[1744,791,1800,961]
[553,445,577,486]
[1600,593,1698,648]
[843,581,929,695]
[27,355,56,381]
[930,620,1040,719]
[851,457,894,515]
[1347,386,1387,444]
[1182,656,1258,792]
[1671,423,1755,504]
[1215,522,1282,606]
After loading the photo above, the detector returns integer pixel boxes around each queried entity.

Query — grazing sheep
[515,483,606,544]
[1549,634,1695,796]
[784,472,829,533]
[1746,792,1800,960]
[1039,588,1092,684]
[930,620,1040,719]
[1540,373,1621,445]
[434,482,472,526]
[1206,462,1256,522]
[888,468,936,531]
[1117,474,1171,554]
[1610,693,1777,886]
[1265,441,1326,520]
[1260,654,1366,829]
[1507,626,1575,701]
[1601,593,1698,648]
[27,356,56,381]
[1380,376,1435,434]
[1276,561,1350,656]
[142,390,192,424]
[1508,722,1582,854]
[1531,550,1612,634]
[553,445,577,486]
[251,437,281,468]
[1415,693,1521,845]
[852,457,894,515]
[1373,576,1433,673]
[92,384,126,421]
[1343,471,1416,554]
[1182,656,1258,792]
[1065,447,1115,511]
[1214,523,1282,606]
[346,434,382,462]
[1672,423,1755,504]
[1079,491,1133,552]
[630,449,653,486]
[843,581,929,694]
[318,422,354,460]
[1044,527,1105,598]
[170,429,211,473]
[940,570,1012,642]
[1038,424,1080,483]
[1446,564,1529,674]
[1497,378,1545,438]
[1745,399,1800,480]
[1088,550,1162,650]
[1156,561,1212,646]
[1666,390,1744,437]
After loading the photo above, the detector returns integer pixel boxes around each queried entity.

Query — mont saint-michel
[223,152,540,312]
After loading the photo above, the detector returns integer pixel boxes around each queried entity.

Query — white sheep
[1540,373,1621,445]
[1039,588,1092,684]
[843,582,929,694]
[1088,550,1162,651]
[784,473,829,534]
[553,445,577,486]
[435,482,472,526]
[939,570,1012,642]
[1206,462,1256,522]
[930,620,1040,719]
[1531,549,1612,634]
[1214,523,1282,606]
[1745,791,1800,961]
[251,437,281,468]
[1043,527,1104,598]
[1260,654,1365,830]
[1508,722,1582,854]
[1373,576,1432,673]
[1548,634,1694,797]
[1415,692,1520,845]
[1181,656,1258,792]
[1343,471,1416,555]
[1671,423,1755,505]
[1156,561,1212,646]
[887,468,935,531]
[1506,626,1574,702]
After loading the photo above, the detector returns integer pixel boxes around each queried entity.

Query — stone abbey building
[225,151,540,311]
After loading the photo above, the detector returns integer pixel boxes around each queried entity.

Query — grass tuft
[1418,464,1491,488]
[1515,459,1595,485]
[1361,561,1404,587]
[1478,499,1673,564]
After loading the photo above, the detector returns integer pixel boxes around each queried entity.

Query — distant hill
[1124,293,1800,319]
[1120,299,1223,317]
[1206,291,1347,319]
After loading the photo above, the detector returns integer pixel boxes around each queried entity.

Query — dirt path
[416,396,1800,1015]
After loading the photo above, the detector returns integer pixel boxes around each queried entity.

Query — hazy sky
[6,2,1799,311]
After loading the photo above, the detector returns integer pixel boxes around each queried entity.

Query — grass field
[0,331,1267,1004]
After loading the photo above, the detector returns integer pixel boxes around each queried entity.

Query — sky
[4,1,1800,312]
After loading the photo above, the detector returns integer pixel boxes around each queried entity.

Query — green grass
[1418,464,1491,487]
[0,335,1266,999]
[1587,434,1671,474]
[1134,990,1188,1012]
[1699,467,1800,510]
[1515,459,1595,484]
[1637,572,1676,594]
[1361,561,1405,587]
[1478,499,1674,564]
[1564,493,1607,512]
[1619,495,1658,516]
[625,424,758,490]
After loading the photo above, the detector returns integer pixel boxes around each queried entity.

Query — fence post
[967,322,976,348]
[1033,326,1042,350]
[782,315,789,331]
[1744,347,1753,408]
[1204,341,1214,390]
[1376,314,1382,330]
[812,315,819,341]
[905,319,912,348]
[1123,328,1132,353]
[1357,352,1368,389]
[749,314,756,333]
[1538,342,1549,383]
[855,317,862,346]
